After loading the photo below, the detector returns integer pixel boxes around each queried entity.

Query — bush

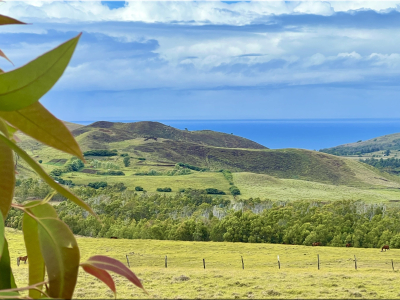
[97,170,125,176]
[135,186,144,191]
[229,186,241,196]
[176,162,207,172]
[157,187,172,192]
[137,157,146,161]
[123,156,131,167]
[83,149,118,156]
[38,160,42,164]
[88,181,108,189]
[205,188,226,195]
[120,153,129,157]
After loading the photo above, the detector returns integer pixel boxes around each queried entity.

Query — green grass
[69,171,231,195]
[233,172,400,203]
[7,227,400,299]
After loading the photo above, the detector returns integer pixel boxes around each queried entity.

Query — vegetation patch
[83,149,118,156]
[46,158,67,166]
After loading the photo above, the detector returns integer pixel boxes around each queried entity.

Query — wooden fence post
[277,255,280,269]
[165,255,167,268]
[241,256,244,270]
[354,255,357,270]
[392,259,394,271]
[317,254,320,270]
[126,254,130,268]
[203,258,205,269]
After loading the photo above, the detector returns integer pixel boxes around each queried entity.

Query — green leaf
[0,121,15,219]
[81,264,116,296]
[0,14,25,26]
[0,213,4,259]
[23,205,45,299]
[81,255,146,293]
[0,134,95,216]
[0,291,20,299]
[0,239,17,290]
[26,204,79,299]
[0,102,84,160]
[0,33,81,111]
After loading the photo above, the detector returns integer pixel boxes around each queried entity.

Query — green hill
[72,121,267,150]
[320,132,400,157]
[14,120,400,202]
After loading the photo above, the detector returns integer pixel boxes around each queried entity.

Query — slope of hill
[14,120,400,202]
[320,132,400,156]
[72,121,267,150]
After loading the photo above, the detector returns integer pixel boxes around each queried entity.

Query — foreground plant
[0,14,146,299]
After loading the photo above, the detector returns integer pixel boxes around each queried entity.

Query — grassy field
[233,172,400,203]
[6,227,400,299]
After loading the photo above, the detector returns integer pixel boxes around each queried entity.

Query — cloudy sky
[2,1,400,121]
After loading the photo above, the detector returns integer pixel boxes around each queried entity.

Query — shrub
[157,187,172,192]
[98,170,125,176]
[135,186,144,191]
[83,149,118,156]
[205,188,226,195]
[137,157,146,161]
[229,186,241,196]
[88,181,108,189]
[123,156,131,167]
[38,159,42,163]
[120,153,129,157]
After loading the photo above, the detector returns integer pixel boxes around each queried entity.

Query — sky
[2,1,400,121]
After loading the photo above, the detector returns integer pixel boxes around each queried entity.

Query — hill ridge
[72,120,267,150]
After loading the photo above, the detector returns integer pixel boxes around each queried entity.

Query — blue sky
[2,1,400,121]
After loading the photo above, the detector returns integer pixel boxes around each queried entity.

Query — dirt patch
[81,169,97,174]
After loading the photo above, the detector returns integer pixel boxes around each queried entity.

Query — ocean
[70,119,400,150]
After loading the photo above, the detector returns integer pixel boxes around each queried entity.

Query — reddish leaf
[82,256,146,293]
[0,14,25,26]
[81,264,116,296]
[0,49,13,65]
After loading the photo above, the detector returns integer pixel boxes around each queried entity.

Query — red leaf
[0,49,13,65]
[81,264,116,296]
[82,255,146,293]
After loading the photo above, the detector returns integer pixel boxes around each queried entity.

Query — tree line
[7,186,400,248]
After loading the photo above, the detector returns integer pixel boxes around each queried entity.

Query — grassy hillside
[320,131,400,158]
[14,120,400,202]
[72,121,267,150]
[7,227,400,299]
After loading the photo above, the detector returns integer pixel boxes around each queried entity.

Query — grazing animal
[381,245,390,252]
[346,243,352,247]
[312,242,322,246]
[110,236,118,239]
[17,256,28,266]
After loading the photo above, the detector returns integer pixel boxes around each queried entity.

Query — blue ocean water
[70,119,400,150]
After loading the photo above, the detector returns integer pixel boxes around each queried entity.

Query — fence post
[165,255,167,268]
[277,255,280,269]
[392,259,394,271]
[354,255,357,270]
[317,254,320,270]
[241,256,244,270]
[203,258,205,269]
[126,254,130,268]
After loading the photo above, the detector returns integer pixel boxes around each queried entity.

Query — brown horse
[17,256,28,266]
[381,245,390,252]
[312,242,322,246]
[346,243,352,247]
[110,236,118,239]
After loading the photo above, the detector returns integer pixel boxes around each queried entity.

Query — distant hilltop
[72,121,267,150]
[320,132,400,156]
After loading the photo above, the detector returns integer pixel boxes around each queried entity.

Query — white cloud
[3,1,400,25]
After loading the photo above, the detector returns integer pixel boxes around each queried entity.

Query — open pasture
[6,228,400,299]
[234,172,400,203]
